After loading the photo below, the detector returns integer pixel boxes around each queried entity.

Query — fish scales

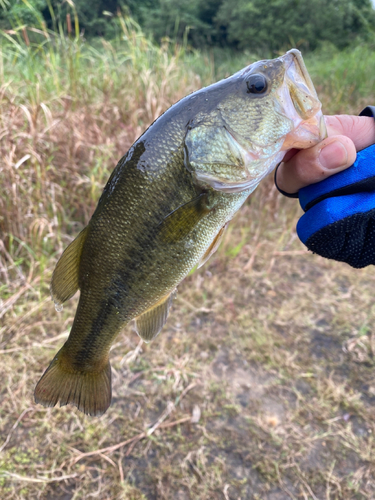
[68,133,248,365]
[35,49,326,415]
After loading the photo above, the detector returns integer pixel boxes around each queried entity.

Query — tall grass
[0,10,211,300]
[305,43,375,113]
[0,4,374,298]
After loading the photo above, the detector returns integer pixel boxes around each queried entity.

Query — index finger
[325,115,375,151]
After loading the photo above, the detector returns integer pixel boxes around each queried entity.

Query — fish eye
[246,74,268,94]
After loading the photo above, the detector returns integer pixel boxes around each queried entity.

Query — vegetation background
[1,1,375,499]
[2,0,375,52]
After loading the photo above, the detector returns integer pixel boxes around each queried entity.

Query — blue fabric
[295,142,375,269]
[297,191,375,244]
[299,144,375,211]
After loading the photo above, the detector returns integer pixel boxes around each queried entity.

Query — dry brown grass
[1,21,375,500]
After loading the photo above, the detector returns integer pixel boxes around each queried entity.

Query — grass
[1,7,375,500]
[305,44,375,114]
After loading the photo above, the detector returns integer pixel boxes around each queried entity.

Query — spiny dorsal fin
[135,290,176,343]
[158,193,210,243]
[198,222,228,269]
[34,346,112,417]
[50,226,88,305]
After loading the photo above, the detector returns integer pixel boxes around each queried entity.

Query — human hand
[276,114,375,196]
[275,107,375,268]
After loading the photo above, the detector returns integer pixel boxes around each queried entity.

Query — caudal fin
[34,351,112,416]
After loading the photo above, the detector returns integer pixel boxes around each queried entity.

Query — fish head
[184,49,326,193]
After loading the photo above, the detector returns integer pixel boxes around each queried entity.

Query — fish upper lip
[282,49,303,71]
[282,49,317,96]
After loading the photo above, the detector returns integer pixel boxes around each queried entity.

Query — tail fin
[34,350,112,417]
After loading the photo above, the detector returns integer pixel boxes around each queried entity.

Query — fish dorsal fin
[50,226,89,305]
[135,290,176,343]
[198,222,228,269]
[158,193,211,243]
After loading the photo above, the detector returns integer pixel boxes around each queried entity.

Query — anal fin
[135,290,176,343]
[198,223,228,269]
[51,226,88,305]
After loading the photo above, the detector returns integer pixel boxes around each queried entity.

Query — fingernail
[319,141,348,170]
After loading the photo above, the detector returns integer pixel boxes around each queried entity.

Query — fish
[34,49,326,416]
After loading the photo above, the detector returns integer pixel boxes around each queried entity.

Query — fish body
[35,50,325,415]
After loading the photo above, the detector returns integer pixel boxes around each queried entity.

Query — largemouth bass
[35,49,326,416]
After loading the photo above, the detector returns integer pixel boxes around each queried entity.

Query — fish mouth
[282,49,317,98]
[278,49,327,150]
[191,50,326,194]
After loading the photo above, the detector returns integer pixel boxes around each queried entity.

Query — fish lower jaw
[281,112,326,150]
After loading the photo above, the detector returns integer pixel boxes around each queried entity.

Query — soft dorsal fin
[50,226,89,305]
[135,290,176,343]
[158,193,211,243]
[198,222,228,269]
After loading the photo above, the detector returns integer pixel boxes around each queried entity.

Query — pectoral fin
[135,290,176,343]
[198,222,228,269]
[159,193,210,243]
[50,226,88,305]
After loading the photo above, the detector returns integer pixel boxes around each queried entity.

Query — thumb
[276,136,357,195]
